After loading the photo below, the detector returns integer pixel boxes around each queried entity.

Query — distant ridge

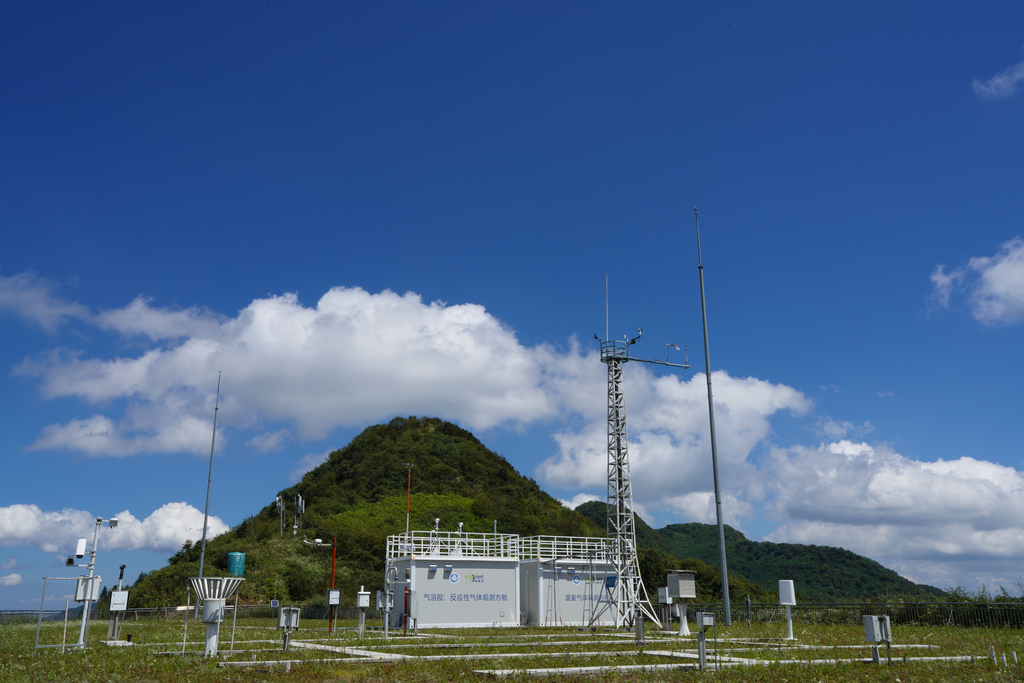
[576,501,943,602]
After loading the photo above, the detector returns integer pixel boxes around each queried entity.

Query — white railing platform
[519,535,613,561]
[386,531,519,559]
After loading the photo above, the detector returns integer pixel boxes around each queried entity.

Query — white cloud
[764,440,1024,588]
[558,493,601,509]
[932,238,1024,324]
[0,272,90,332]
[248,428,293,453]
[662,491,752,528]
[967,237,1024,324]
[973,57,1024,99]
[18,287,567,456]
[0,574,23,587]
[930,264,963,308]
[290,451,331,482]
[95,296,226,341]
[536,368,812,511]
[0,503,228,554]
[814,418,874,440]
[1,558,15,570]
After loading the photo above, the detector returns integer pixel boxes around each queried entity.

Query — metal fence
[4,604,384,626]
[683,602,1024,628]
[9,602,1023,629]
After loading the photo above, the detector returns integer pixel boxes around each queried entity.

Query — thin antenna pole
[695,208,731,625]
[197,371,221,579]
[605,275,609,341]
[405,463,413,536]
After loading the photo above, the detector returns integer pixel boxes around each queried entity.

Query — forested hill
[658,523,944,602]
[576,500,942,602]
[128,417,604,607]
[128,416,942,608]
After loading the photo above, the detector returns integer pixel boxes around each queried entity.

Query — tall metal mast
[596,329,659,628]
[695,208,731,625]
[593,284,690,629]
[197,371,221,579]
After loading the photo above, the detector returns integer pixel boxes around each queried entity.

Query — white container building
[518,536,616,627]
[385,530,520,628]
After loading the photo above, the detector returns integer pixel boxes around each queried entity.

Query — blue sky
[2,2,1023,608]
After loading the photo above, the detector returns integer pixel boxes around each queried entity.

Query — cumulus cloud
[662,491,753,527]
[0,574,23,587]
[0,272,90,332]
[931,238,1024,325]
[559,493,601,509]
[0,503,228,554]
[536,368,812,512]
[17,287,568,456]
[248,428,293,453]
[95,296,226,341]
[967,237,1024,324]
[765,440,1024,588]
[973,56,1024,98]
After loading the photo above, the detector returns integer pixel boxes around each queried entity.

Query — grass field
[4,614,1024,682]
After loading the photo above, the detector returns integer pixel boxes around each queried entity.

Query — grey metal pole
[197,372,221,579]
[695,208,731,625]
[77,518,102,647]
[182,586,190,655]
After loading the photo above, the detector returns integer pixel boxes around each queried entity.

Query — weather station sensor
[667,570,696,636]
[75,576,101,602]
[357,585,371,638]
[109,590,129,612]
[188,576,244,657]
[75,538,87,559]
[779,580,796,639]
[695,611,716,671]
[864,615,893,664]
[278,606,301,651]
[328,589,341,606]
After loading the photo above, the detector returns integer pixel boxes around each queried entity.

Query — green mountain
[128,416,943,608]
[129,416,604,607]
[657,522,944,603]
[576,501,942,603]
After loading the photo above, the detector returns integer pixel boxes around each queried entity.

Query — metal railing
[519,535,613,561]
[386,531,518,559]
[6,604,384,625]
[682,602,1024,628]
[10,602,1024,629]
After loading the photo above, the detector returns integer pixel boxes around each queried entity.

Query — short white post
[779,580,796,640]
[678,600,690,636]
[202,598,225,657]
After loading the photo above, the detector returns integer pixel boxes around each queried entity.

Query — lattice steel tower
[595,330,662,629]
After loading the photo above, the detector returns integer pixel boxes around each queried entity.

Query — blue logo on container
[450,573,459,583]
[573,575,581,585]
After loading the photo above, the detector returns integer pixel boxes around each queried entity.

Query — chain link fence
[684,602,1024,628]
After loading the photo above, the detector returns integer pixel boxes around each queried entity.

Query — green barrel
[227,552,246,577]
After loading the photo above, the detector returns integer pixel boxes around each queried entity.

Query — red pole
[328,537,337,635]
